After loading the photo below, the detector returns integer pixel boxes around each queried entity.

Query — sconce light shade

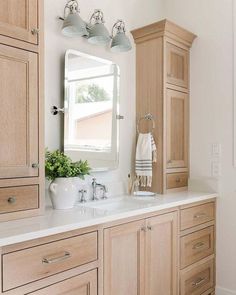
[62,12,88,37]
[87,23,111,45]
[111,32,132,52]
[87,10,111,45]
[110,20,132,53]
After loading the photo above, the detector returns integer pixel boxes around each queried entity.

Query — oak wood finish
[0,185,39,214]
[3,232,98,291]
[166,89,189,169]
[180,256,214,295]
[145,212,178,295]
[166,172,188,189]
[180,202,215,230]
[132,19,196,193]
[0,0,44,221]
[0,0,38,44]
[103,220,145,295]
[166,43,189,88]
[29,269,97,295]
[180,226,214,269]
[0,44,39,179]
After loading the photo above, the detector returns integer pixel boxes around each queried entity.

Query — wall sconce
[60,0,88,37]
[87,9,111,45]
[60,1,132,52]
[111,20,132,52]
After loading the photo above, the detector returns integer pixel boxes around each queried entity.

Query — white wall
[45,0,163,186]
[45,0,236,293]
[161,0,236,294]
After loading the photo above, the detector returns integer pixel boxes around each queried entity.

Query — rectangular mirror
[64,50,120,171]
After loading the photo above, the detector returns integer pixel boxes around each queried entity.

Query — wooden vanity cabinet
[0,0,38,45]
[103,211,178,295]
[132,20,196,193]
[0,0,44,221]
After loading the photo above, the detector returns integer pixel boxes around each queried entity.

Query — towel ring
[137,113,155,133]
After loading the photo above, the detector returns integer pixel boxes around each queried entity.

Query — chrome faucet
[92,178,108,200]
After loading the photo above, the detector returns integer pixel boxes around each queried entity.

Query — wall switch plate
[212,143,221,157]
[211,161,221,177]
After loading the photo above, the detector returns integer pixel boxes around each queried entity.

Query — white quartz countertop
[0,191,217,247]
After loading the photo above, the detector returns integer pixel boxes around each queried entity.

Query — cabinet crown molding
[131,19,197,47]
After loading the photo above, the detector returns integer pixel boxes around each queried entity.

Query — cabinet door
[29,269,97,295]
[0,0,38,44]
[145,212,178,295]
[166,89,188,169]
[104,220,145,295]
[166,42,189,88]
[0,44,39,178]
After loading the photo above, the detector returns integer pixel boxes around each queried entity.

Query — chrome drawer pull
[147,226,153,231]
[42,251,71,264]
[193,242,205,250]
[31,28,40,35]
[141,226,147,232]
[192,277,206,287]
[8,196,16,204]
[194,212,207,219]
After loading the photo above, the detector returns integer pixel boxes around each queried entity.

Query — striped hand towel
[135,133,157,187]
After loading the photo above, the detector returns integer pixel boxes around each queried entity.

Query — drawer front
[3,232,98,291]
[181,226,214,269]
[0,185,39,214]
[30,269,97,295]
[166,173,188,189]
[181,202,215,230]
[180,258,214,295]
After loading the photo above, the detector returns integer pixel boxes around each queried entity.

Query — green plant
[45,149,91,181]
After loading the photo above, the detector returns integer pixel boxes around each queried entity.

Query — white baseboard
[216,286,236,295]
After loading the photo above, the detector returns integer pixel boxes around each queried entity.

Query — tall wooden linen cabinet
[131,19,196,194]
[0,1,44,221]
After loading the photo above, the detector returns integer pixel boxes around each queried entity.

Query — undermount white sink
[81,196,158,213]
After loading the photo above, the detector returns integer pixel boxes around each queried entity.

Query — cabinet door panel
[166,89,188,169]
[104,220,145,295]
[0,0,38,44]
[145,212,178,295]
[0,44,38,178]
[30,270,97,295]
[166,42,189,88]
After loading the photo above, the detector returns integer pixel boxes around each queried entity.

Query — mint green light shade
[111,32,132,53]
[62,12,88,37]
[87,23,111,45]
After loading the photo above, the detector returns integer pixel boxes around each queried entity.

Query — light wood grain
[166,42,189,88]
[103,220,145,295]
[0,0,38,44]
[181,202,215,230]
[145,212,178,295]
[180,257,214,295]
[0,44,38,179]
[180,226,214,269]
[0,185,38,214]
[166,172,188,189]
[166,89,189,169]
[3,232,98,291]
[29,269,97,295]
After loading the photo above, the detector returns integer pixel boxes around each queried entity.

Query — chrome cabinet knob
[32,163,39,169]
[31,28,40,35]
[8,196,16,204]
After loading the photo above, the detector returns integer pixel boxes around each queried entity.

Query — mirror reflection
[64,50,120,171]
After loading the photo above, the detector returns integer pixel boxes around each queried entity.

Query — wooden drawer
[181,202,215,230]
[29,269,97,295]
[180,258,214,295]
[181,226,214,269]
[2,232,98,291]
[0,185,39,214]
[166,173,188,189]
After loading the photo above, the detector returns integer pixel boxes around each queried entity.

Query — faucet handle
[79,189,87,203]
[101,185,108,199]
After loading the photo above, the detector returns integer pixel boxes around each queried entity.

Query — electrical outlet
[212,143,221,157]
[211,161,221,177]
